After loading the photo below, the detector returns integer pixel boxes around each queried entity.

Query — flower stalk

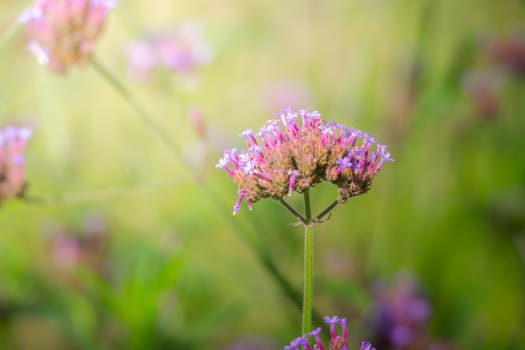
[314,200,339,223]
[278,197,307,224]
[302,189,314,335]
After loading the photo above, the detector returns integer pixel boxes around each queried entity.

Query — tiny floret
[217,108,393,214]
[360,341,376,350]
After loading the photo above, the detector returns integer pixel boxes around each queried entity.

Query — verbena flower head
[217,108,393,214]
[0,125,32,202]
[19,0,116,73]
[284,315,375,350]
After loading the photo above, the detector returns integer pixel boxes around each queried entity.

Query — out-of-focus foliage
[1,0,524,349]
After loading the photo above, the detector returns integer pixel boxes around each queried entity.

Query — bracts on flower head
[216,108,393,215]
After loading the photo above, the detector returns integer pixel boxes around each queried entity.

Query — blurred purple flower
[284,315,375,350]
[370,273,432,349]
[462,67,505,120]
[484,31,525,77]
[19,0,116,73]
[126,21,212,80]
[0,125,32,203]
[216,108,393,214]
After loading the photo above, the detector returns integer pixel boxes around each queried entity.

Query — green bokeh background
[1,0,524,349]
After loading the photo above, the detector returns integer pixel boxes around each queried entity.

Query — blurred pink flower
[19,0,116,73]
[126,21,212,80]
[52,233,79,269]
[188,106,206,140]
[0,125,32,203]
[127,21,212,80]
[48,213,109,273]
[155,21,212,72]
[126,40,156,81]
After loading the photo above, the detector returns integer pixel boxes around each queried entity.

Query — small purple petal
[323,315,340,325]
[360,341,376,350]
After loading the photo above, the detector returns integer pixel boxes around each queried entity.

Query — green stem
[302,189,314,334]
[314,200,339,223]
[89,57,184,162]
[277,197,307,224]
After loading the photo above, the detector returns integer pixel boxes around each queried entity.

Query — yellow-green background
[1,0,524,349]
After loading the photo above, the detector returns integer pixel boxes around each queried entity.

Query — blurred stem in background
[88,57,323,327]
[24,178,189,204]
[302,189,313,335]
[90,57,185,163]
[0,15,21,53]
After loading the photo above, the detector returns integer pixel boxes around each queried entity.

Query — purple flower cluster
[371,274,431,349]
[216,108,393,214]
[285,315,375,350]
[126,21,213,80]
[0,125,32,202]
[19,0,116,73]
